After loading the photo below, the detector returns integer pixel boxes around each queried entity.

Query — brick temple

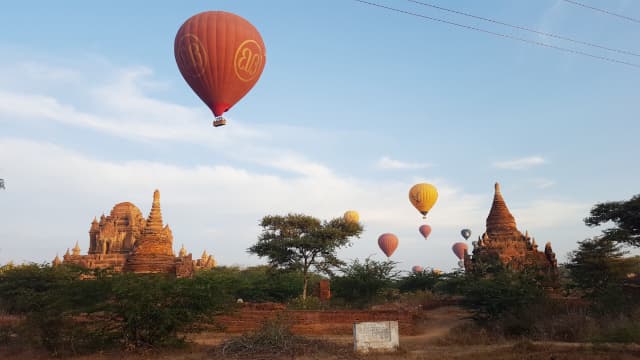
[53,190,216,277]
[464,183,558,277]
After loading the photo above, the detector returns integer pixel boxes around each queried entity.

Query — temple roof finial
[486,182,517,235]
[144,189,164,233]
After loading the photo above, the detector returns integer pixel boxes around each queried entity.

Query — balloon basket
[213,117,227,127]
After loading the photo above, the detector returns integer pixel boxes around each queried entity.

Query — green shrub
[0,263,233,354]
[591,318,640,343]
[397,270,442,292]
[195,266,311,303]
[331,257,399,308]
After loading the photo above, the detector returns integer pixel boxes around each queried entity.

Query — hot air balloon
[461,228,471,241]
[175,11,266,127]
[419,224,432,240]
[411,265,424,273]
[343,210,360,224]
[409,183,438,219]
[378,233,399,258]
[452,242,468,260]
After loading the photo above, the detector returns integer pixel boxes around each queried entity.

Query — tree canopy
[248,213,363,299]
[584,194,640,247]
[566,237,639,313]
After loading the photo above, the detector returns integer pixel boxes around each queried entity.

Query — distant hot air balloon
[343,210,360,224]
[409,183,438,219]
[378,233,399,258]
[419,224,432,240]
[452,242,468,260]
[175,11,266,127]
[461,228,471,241]
[412,265,424,273]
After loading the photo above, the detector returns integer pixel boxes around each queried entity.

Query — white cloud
[0,56,593,271]
[376,156,432,170]
[493,156,546,170]
[0,138,592,271]
[531,178,556,189]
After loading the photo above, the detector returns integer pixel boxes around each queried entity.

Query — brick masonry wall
[214,303,417,335]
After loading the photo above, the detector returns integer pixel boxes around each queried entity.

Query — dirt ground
[2,306,640,360]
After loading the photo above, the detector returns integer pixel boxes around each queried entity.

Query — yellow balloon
[409,183,438,218]
[343,210,360,223]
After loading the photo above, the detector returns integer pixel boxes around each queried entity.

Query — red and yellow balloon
[175,11,266,127]
[343,210,360,224]
[409,183,438,219]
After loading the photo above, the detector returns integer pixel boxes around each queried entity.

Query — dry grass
[211,316,353,360]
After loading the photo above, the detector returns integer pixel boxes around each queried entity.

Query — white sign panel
[353,321,399,353]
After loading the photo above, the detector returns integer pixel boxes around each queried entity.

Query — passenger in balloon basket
[213,117,227,127]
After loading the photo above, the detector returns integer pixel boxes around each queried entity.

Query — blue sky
[0,0,638,271]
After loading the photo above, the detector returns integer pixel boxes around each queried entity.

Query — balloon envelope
[461,228,472,240]
[409,183,438,218]
[419,224,432,239]
[452,242,468,260]
[412,265,424,273]
[175,11,266,120]
[378,233,399,258]
[343,210,360,223]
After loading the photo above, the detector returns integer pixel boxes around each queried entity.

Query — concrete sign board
[353,320,399,353]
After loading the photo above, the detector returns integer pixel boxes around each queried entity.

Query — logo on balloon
[234,39,263,82]
[177,34,208,79]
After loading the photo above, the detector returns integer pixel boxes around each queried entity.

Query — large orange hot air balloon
[419,224,432,240]
[452,242,468,260]
[378,233,399,258]
[409,183,438,219]
[175,11,266,127]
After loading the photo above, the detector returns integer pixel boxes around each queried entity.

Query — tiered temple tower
[57,190,216,277]
[124,190,176,273]
[464,183,558,278]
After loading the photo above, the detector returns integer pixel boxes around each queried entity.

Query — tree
[566,236,637,311]
[248,213,363,299]
[584,194,640,247]
[331,257,399,308]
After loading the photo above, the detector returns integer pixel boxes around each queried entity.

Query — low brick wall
[215,303,417,335]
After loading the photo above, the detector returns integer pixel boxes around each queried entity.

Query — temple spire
[72,241,81,256]
[486,182,517,235]
[144,189,164,234]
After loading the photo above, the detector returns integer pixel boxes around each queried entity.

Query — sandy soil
[2,306,639,360]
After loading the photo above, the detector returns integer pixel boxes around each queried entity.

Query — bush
[567,237,638,314]
[460,270,546,325]
[215,315,349,358]
[590,317,640,343]
[0,263,233,354]
[195,266,313,303]
[397,270,442,293]
[331,257,399,308]
[108,273,232,349]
